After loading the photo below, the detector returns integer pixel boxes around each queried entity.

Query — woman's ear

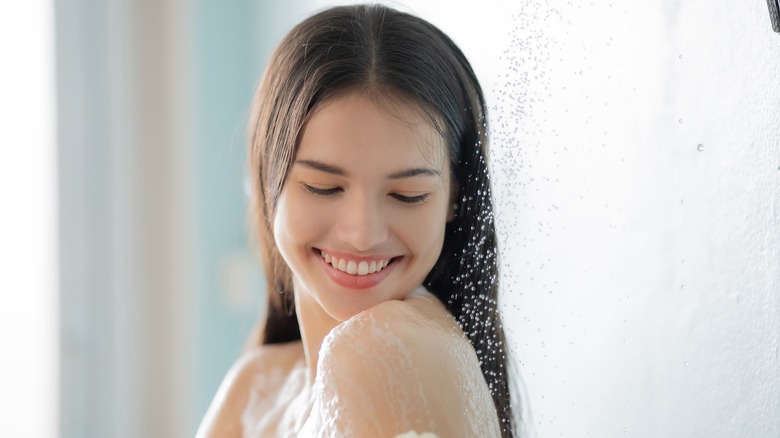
[447,180,459,222]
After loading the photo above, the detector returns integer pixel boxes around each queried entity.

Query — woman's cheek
[274,190,314,247]
[286,192,330,239]
[395,202,448,243]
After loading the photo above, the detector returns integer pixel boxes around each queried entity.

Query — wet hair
[247,4,516,437]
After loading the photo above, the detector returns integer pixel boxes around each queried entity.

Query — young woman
[197,4,517,437]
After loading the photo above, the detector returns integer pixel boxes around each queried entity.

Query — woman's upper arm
[310,300,502,438]
[195,348,267,438]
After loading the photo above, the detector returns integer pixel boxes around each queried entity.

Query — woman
[197,4,517,437]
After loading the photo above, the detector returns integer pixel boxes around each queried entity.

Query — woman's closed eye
[301,183,341,196]
[390,193,428,205]
[301,183,429,205]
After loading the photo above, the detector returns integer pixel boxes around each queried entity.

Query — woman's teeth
[320,250,390,276]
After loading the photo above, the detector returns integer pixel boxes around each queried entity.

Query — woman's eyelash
[301,183,340,196]
[391,193,428,205]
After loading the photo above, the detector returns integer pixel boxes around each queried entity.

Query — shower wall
[490,1,780,437]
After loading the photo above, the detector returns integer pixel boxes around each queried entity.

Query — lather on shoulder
[304,287,501,437]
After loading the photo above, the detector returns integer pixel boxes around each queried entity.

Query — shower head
[769,0,780,33]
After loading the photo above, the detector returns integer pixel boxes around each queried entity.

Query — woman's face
[273,91,454,321]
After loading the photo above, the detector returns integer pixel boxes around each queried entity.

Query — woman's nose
[334,194,388,251]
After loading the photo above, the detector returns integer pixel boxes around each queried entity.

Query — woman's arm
[308,298,502,438]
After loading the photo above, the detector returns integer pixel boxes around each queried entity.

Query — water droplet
[696,143,704,152]
[678,54,683,59]
[678,118,684,124]
[681,284,686,290]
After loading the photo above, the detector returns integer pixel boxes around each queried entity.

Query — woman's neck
[292,281,342,386]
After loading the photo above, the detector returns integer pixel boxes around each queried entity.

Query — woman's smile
[313,247,403,289]
[316,248,398,275]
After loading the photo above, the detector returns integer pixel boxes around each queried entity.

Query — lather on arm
[306,297,502,438]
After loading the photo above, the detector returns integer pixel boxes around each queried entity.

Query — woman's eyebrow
[387,167,440,179]
[295,159,346,176]
[294,159,440,179]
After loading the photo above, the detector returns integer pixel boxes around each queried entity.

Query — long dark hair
[247,4,516,436]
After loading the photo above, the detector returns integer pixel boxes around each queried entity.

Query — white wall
[488,1,780,437]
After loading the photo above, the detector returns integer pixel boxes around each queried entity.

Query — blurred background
[2,1,779,437]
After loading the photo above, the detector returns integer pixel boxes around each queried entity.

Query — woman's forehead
[298,91,449,173]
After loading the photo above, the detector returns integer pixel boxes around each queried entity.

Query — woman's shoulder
[311,287,501,437]
[223,341,304,399]
[196,340,303,438]
[243,340,305,371]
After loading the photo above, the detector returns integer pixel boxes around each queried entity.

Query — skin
[274,91,456,385]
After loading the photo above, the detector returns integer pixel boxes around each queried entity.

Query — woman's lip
[313,247,400,263]
[316,250,401,290]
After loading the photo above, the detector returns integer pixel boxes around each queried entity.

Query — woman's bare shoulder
[196,341,303,438]
[312,288,501,437]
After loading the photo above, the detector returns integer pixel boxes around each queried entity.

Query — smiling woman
[276,93,455,321]
[196,4,517,437]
